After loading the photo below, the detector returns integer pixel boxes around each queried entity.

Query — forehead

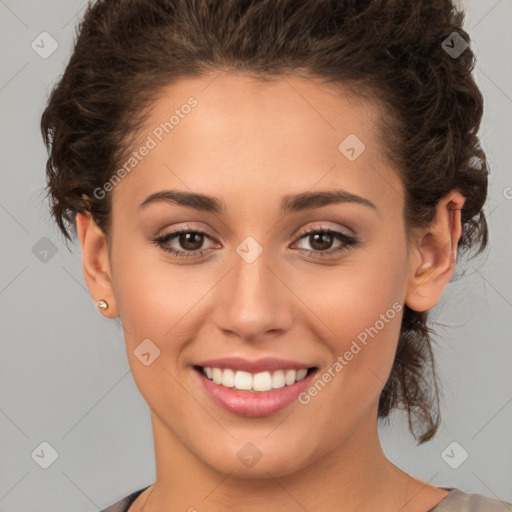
[111,71,403,217]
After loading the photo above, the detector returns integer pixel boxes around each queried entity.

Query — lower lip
[195,368,316,417]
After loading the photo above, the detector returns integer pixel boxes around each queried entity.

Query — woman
[41,0,510,510]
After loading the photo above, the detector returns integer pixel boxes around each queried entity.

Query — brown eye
[177,232,205,251]
[308,232,335,251]
[152,227,217,259]
[293,227,358,258]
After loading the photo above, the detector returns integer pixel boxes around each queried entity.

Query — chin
[196,436,316,480]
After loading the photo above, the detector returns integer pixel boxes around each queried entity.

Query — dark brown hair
[41,0,488,443]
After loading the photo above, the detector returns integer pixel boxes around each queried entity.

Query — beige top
[101,486,512,512]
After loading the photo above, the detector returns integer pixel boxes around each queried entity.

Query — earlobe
[405,191,465,312]
[76,210,119,319]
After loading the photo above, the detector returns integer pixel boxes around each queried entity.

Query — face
[98,71,420,477]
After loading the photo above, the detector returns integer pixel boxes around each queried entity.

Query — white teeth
[234,371,253,390]
[284,369,296,386]
[296,368,308,381]
[201,366,311,391]
[212,367,222,385]
[221,368,235,388]
[271,370,285,389]
[252,371,272,391]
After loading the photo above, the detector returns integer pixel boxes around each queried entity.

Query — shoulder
[430,488,512,512]
[100,486,151,512]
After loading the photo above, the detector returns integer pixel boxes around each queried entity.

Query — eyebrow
[138,189,378,214]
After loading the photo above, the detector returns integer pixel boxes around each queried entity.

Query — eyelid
[293,222,353,240]
[156,222,215,239]
[152,221,358,259]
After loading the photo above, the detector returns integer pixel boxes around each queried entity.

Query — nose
[212,247,294,342]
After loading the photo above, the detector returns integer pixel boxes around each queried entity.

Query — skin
[76,71,464,511]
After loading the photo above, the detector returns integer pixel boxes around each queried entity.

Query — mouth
[194,365,316,392]
[193,362,318,417]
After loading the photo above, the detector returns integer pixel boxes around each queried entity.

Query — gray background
[0,1,511,510]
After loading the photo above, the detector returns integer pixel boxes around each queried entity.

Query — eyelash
[151,224,358,260]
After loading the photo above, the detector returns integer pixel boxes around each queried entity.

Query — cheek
[109,246,206,410]
[111,237,207,343]
[299,242,408,403]
[304,242,407,341]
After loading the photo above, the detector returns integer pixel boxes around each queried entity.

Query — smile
[200,366,311,392]
[193,357,319,417]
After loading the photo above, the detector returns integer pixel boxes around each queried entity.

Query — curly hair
[41,0,488,444]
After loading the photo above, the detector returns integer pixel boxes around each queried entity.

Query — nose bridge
[213,240,292,339]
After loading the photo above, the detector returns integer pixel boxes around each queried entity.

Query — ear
[76,209,119,319]
[405,190,465,312]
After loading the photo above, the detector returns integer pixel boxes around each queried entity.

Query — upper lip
[195,357,316,374]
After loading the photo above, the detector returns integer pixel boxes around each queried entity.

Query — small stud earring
[97,299,109,311]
